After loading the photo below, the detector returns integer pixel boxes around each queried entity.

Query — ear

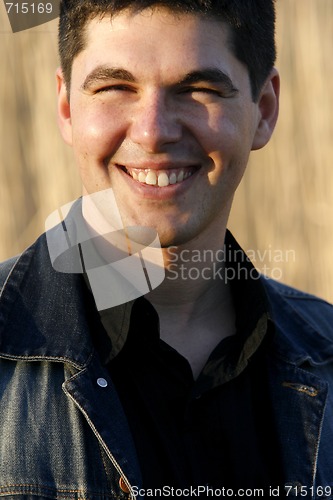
[251,68,280,151]
[56,67,73,146]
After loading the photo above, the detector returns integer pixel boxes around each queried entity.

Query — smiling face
[57,8,279,249]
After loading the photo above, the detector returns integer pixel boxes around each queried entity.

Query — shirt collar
[195,231,271,393]
[97,230,271,370]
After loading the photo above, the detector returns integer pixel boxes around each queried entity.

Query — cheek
[186,105,242,156]
[202,120,252,188]
[71,103,126,160]
[203,108,255,164]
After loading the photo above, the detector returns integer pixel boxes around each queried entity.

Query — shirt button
[119,477,130,493]
[97,377,108,388]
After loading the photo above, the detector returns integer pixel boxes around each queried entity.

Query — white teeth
[138,171,146,183]
[177,170,184,183]
[169,173,177,185]
[146,171,157,185]
[158,172,170,187]
[126,167,194,187]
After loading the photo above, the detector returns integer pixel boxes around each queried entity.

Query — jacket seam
[0,255,20,297]
[0,352,88,371]
[0,483,117,497]
[62,383,135,499]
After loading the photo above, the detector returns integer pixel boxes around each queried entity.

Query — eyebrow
[81,65,239,95]
[177,69,239,95]
[81,66,136,90]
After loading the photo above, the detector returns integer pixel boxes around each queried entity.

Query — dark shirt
[91,232,284,494]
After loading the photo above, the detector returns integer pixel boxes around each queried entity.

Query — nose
[129,90,182,152]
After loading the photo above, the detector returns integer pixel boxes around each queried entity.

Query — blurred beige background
[1,1,333,301]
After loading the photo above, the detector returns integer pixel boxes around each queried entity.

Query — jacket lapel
[63,354,143,496]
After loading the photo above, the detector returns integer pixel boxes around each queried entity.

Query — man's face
[57,8,278,248]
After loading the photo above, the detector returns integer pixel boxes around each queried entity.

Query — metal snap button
[97,377,108,388]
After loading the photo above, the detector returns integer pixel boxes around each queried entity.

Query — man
[0,1,333,498]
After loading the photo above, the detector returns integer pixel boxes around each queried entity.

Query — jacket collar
[0,232,95,368]
[262,277,333,366]
[1,225,333,368]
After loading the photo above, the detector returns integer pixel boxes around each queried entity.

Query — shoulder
[262,277,333,329]
[0,232,53,300]
[0,256,20,292]
[261,277,333,365]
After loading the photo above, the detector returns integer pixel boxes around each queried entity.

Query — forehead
[75,9,239,81]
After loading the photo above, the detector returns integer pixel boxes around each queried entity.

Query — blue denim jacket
[0,233,333,499]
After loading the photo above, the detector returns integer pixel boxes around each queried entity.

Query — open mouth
[117,165,200,188]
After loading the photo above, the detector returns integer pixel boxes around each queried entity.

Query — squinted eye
[191,88,221,95]
[95,84,135,93]
[179,84,238,99]
[181,87,222,96]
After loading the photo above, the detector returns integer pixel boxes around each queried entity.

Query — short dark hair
[58,0,276,101]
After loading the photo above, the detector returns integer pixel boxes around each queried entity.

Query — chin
[120,210,201,248]
[157,228,198,249]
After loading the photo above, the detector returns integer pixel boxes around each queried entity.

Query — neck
[145,225,236,378]
[146,221,230,307]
